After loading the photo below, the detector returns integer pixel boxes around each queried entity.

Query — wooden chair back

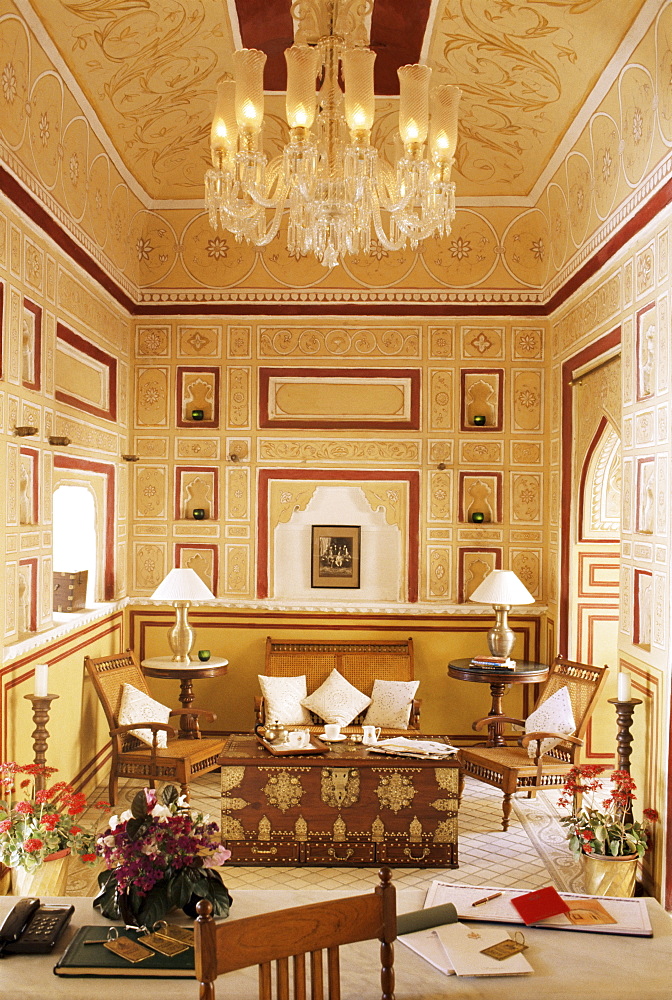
[194,868,396,1000]
[84,649,151,751]
[533,655,609,760]
[265,637,414,697]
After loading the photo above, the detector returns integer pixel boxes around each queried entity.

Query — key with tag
[480,931,527,961]
[103,931,153,964]
[155,922,195,946]
[137,930,189,956]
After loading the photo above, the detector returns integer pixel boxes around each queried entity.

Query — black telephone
[0,897,74,956]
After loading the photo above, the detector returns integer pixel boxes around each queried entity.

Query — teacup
[362,725,381,745]
[286,731,308,749]
[324,723,341,741]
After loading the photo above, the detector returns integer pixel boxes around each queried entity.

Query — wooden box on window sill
[53,571,88,612]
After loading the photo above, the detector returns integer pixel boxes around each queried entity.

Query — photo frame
[311,525,361,589]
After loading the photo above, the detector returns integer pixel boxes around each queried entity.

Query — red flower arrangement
[558,764,658,858]
[0,762,100,873]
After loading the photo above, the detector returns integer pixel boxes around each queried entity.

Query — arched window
[53,484,97,606]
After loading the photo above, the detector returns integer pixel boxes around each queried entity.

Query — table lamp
[469,569,535,658]
[150,568,215,663]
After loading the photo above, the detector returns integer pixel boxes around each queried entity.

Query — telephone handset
[0,897,74,955]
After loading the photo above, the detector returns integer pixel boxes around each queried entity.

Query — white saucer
[319,733,347,742]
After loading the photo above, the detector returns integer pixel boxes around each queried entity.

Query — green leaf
[137,883,170,928]
[162,784,179,807]
[207,877,232,917]
[93,870,120,920]
[168,870,194,909]
[131,789,148,820]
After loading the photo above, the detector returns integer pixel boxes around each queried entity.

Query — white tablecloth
[1,890,670,999]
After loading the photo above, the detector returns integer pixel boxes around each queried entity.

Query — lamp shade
[469,570,534,606]
[151,568,215,602]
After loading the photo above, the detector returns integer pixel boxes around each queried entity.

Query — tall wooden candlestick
[608,697,641,824]
[24,693,59,793]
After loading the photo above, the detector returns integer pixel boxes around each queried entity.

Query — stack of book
[469,655,515,670]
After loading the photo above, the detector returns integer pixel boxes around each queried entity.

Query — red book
[510,886,570,925]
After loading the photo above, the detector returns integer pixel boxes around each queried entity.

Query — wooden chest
[218,734,459,867]
[53,571,87,612]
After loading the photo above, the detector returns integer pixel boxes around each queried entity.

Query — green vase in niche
[192,508,206,520]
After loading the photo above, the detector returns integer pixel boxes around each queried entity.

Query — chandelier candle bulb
[618,671,632,702]
[210,79,237,161]
[34,663,49,697]
[285,44,318,129]
[343,47,376,134]
[398,64,431,146]
[233,48,266,133]
[430,85,461,163]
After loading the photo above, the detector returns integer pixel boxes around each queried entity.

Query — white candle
[617,670,632,702]
[34,663,49,698]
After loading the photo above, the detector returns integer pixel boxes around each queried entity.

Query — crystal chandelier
[205,0,461,268]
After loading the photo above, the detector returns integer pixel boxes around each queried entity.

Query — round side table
[448,658,549,747]
[141,656,228,737]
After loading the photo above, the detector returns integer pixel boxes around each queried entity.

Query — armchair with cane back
[194,867,396,1000]
[84,649,226,805]
[458,655,609,831]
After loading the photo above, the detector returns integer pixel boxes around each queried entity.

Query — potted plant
[0,762,98,875]
[558,764,658,897]
[94,784,232,928]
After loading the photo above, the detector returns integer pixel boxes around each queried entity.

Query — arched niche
[273,484,405,602]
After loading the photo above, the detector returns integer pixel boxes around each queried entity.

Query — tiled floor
[68,772,580,896]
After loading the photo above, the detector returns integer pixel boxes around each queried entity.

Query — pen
[471,892,503,907]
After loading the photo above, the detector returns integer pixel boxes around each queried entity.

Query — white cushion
[363,679,420,729]
[118,683,171,748]
[258,674,312,725]
[300,669,371,726]
[525,686,576,758]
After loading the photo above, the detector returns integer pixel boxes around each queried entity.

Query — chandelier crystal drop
[205,0,461,268]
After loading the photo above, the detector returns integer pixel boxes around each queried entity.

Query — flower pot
[582,851,638,897]
[8,848,71,896]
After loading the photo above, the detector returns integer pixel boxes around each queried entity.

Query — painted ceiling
[28,0,645,203]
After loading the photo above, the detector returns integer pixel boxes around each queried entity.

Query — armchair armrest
[521,731,583,750]
[254,695,265,726]
[472,715,525,733]
[111,722,176,738]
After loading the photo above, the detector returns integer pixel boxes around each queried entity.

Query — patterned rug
[512,789,585,893]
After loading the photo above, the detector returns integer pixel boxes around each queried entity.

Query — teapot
[256,719,288,745]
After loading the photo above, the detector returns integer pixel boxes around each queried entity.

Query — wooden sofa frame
[255,636,420,735]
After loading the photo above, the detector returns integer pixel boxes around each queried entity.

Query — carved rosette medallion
[321,767,360,809]
[262,770,304,812]
[374,769,419,813]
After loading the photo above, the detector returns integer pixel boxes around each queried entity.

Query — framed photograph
[311,525,361,589]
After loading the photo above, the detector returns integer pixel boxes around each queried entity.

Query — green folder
[54,926,195,978]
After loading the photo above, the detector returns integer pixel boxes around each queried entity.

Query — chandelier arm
[370,202,407,252]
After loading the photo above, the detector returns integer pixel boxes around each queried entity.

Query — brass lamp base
[486,604,515,658]
[168,601,194,663]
